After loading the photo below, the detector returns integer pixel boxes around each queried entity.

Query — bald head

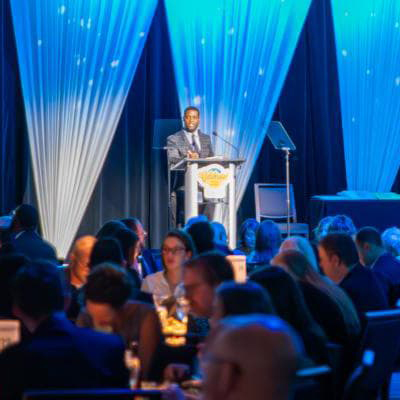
[202,315,300,400]
[69,236,97,287]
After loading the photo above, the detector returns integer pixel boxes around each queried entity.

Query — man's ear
[217,362,237,397]
[331,254,340,268]
[12,304,22,320]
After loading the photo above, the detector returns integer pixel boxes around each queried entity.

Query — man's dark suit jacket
[370,252,400,306]
[340,265,388,315]
[0,313,129,399]
[167,129,214,166]
[11,229,57,262]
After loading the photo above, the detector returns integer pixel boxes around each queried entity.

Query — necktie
[191,134,199,153]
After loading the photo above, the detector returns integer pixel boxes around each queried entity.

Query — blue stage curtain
[0,0,28,214]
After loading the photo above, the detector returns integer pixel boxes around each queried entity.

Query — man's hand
[187,150,199,159]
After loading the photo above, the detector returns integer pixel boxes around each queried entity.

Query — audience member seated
[186,221,215,254]
[95,219,126,240]
[183,252,234,319]
[381,226,400,260]
[318,233,388,315]
[210,281,275,328]
[273,250,361,344]
[211,221,233,255]
[251,266,328,364]
[0,261,128,399]
[184,215,208,230]
[121,217,158,276]
[279,235,319,271]
[63,235,97,320]
[356,226,400,306]
[76,263,161,378]
[325,214,356,237]
[200,315,301,400]
[235,218,259,256]
[10,204,57,262]
[0,253,27,318]
[89,237,123,269]
[142,230,194,299]
[115,228,142,288]
[247,220,282,274]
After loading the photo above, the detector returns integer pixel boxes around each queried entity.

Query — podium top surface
[170,157,246,171]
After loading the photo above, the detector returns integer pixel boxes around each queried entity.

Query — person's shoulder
[74,324,125,348]
[167,130,184,140]
[198,131,211,139]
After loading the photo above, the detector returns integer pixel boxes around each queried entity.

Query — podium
[170,157,245,248]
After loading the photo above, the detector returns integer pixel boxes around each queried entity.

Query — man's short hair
[14,204,38,230]
[120,217,141,233]
[326,214,356,236]
[216,281,275,317]
[96,220,125,240]
[255,220,282,253]
[319,233,359,268]
[12,261,64,318]
[84,263,132,309]
[184,106,200,117]
[356,227,382,247]
[184,251,234,287]
[70,236,97,257]
[186,221,214,254]
[89,238,123,269]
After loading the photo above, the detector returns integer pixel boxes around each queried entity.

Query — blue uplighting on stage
[331,0,400,192]
[164,0,312,207]
[10,0,157,257]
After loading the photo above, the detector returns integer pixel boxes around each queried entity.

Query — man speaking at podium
[167,106,214,226]
[167,106,214,163]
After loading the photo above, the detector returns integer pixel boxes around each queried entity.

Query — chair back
[254,183,309,237]
[343,309,400,399]
[254,183,297,222]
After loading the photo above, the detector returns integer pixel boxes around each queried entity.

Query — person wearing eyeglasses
[141,230,195,298]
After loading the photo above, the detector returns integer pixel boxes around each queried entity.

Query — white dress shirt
[185,129,201,152]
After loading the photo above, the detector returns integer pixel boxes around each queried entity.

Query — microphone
[212,131,240,157]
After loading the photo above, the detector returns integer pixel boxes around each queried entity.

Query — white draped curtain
[331,0,400,192]
[10,0,157,257]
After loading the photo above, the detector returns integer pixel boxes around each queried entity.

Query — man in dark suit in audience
[0,261,129,399]
[356,226,400,306]
[318,233,388,315]
[11,204,57,262]
[167,106,214,227]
